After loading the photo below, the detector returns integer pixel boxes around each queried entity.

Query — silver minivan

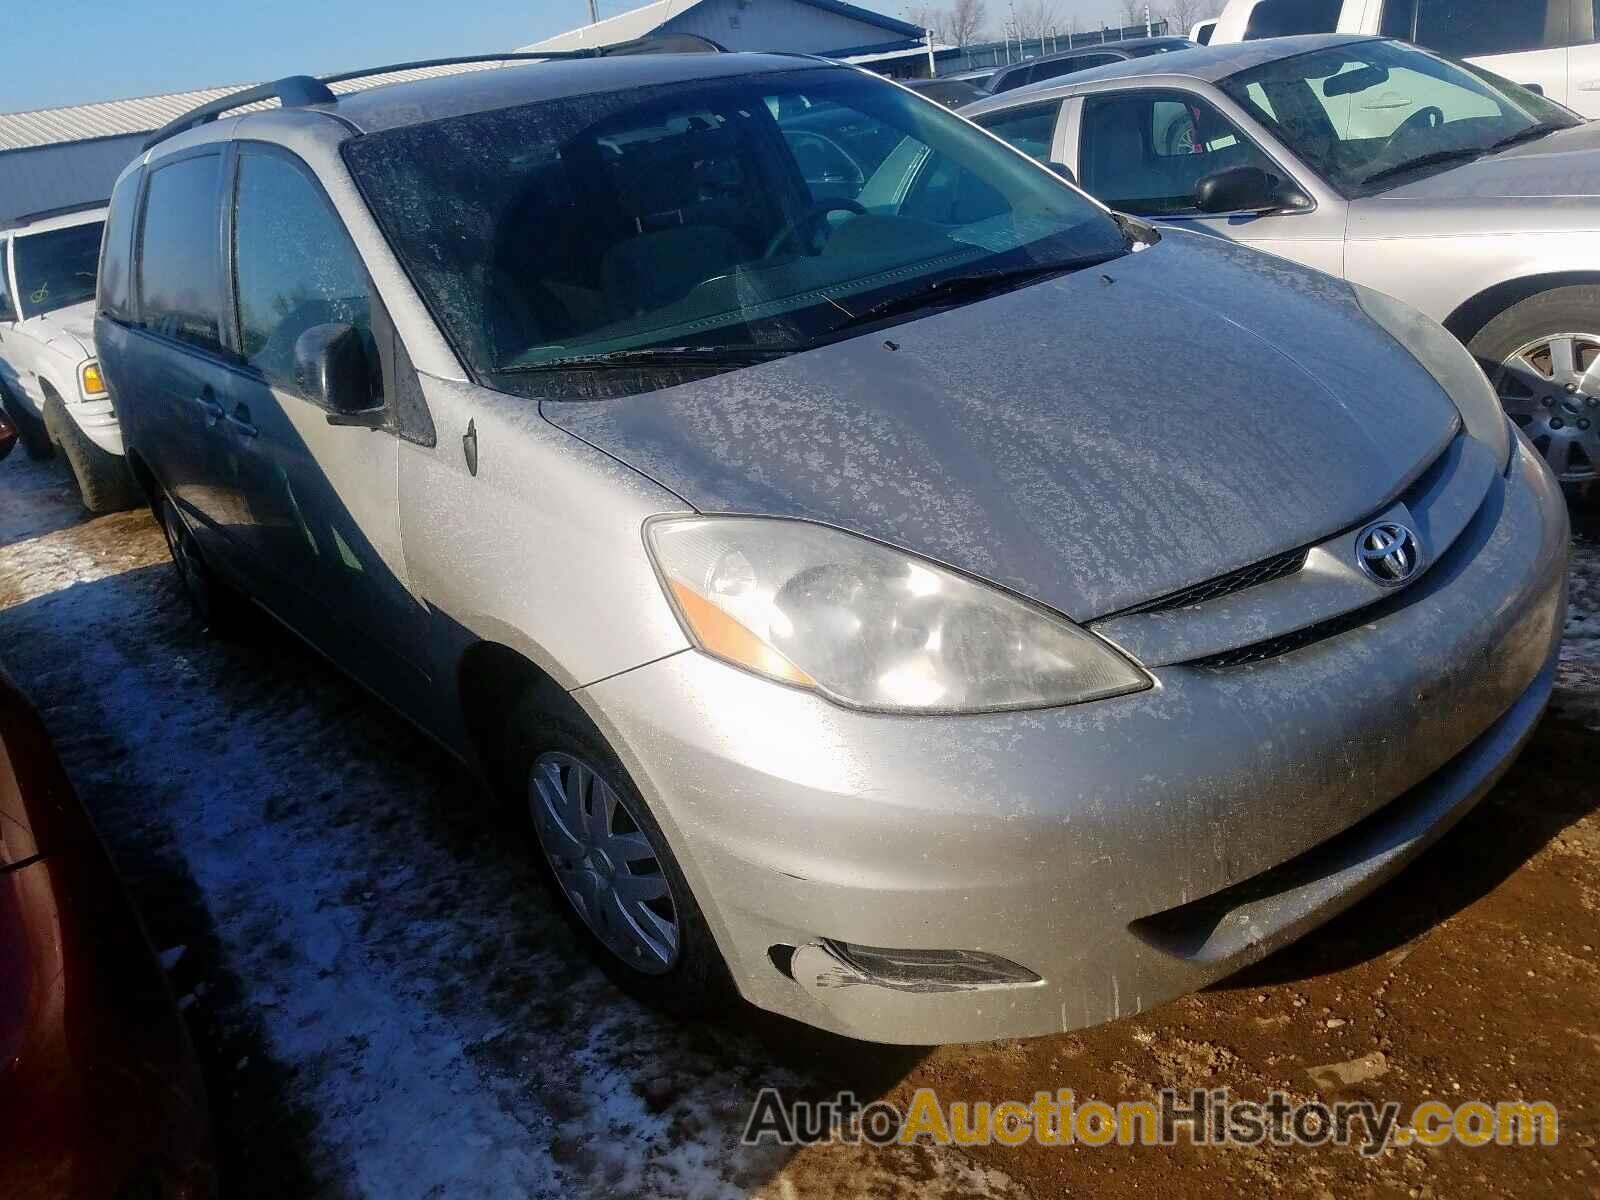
[98,45,1567,1045]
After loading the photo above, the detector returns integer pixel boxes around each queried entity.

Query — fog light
[824,941,1041,992]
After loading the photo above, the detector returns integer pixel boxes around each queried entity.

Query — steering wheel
[763,199,867,259]
[1382,105,1445,153]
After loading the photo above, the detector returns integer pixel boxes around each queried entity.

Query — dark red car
[0,668,211,1198]
[0,407,17,462]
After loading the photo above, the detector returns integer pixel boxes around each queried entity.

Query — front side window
[136,155,225,352]
[99,173,140,323]
[232,149,380,402]
[1220,39,1580,195]
[1243,0,1344,38]
[1380,0,1571,59]
[11,221,105,319]
[344,67,1129,399]
[1079,90,1279,214]
[973,102,1062,160]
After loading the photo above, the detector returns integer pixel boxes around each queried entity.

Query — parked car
[0,207,138,513]
[904,76,990,107]
[100,43,1567,1045]
[0,667,212,1198]
[0,409,16,462]
[985,36,1195,93]
[1205,0,1600,117]
[963,34,1600,483]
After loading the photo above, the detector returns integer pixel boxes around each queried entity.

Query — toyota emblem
[1355,521,1423,587]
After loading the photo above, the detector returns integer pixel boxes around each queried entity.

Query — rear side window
[1032,54,1116,84]
[136,155,225,352]
[1379,0,1571,58]
[1244,0,1343,38]
[973,102,1062,160]
[98,170,140,323]
[231,149,380,402]
[992,64,1033,92]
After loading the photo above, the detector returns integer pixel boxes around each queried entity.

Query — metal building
[523,0,938,75]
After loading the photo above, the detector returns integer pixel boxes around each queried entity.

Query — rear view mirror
[1046,161,1078,185]
[1195,166,1310,215]
[293,323,375,416]
[1323,65,1389,98]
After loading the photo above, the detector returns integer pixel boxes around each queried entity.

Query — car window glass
[136,155,225,352]
[99,173,140,323]
[0,240,10,317]
[343,68,1128,397]
[1033,54,1113,83]
[1244,0,1344,38]
[233,150,380,401]
[1080,90,1279,214]
[12,222,104,319]
[973,102,1061,160]
[1380,0,1571,57]
[1220,39,1579,195]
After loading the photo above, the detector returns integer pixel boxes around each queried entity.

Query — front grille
[1118,546,1309,617]
[1189,602,1385,669]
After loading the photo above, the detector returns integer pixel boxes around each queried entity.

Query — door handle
[225,403,258,439]
[195,393,224,427]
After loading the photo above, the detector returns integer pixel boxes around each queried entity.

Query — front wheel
[1470,286,1600,484]
[505,699,736,1017]
[42,393,138,513]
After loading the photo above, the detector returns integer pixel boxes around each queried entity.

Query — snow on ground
[0,451,1025,1199]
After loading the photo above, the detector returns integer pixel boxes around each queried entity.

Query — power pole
[588,0,600,22]
[1145,3,1152,36]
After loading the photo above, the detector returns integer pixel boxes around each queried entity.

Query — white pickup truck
[0,206,135,512]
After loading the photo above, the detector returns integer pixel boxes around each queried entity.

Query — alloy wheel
[529,751,680,974]
[1492,331,1600,483]
[162,501,212,624]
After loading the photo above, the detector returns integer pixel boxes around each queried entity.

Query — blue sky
[4,0,1123,112]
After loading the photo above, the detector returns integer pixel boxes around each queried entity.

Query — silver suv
[98,44,1567,1044]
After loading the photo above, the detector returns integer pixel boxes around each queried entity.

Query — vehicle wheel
[158,496,240,635]
[1,387,52,461]
[504,695,736,1017]
[1470,286,1600,484]
[42,392,138,513]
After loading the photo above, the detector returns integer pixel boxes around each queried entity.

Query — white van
[1207,0,1600,116]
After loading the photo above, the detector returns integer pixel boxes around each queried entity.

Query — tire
[1468,285,1600,485]
[158,495,244,636]
[42,392,139,513]
[0,386,52,461]
[503,693,737,1018]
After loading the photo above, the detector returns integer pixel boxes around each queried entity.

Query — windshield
[1218,39,1580,196]
[12,221,104,318]
[343,66,1128,397]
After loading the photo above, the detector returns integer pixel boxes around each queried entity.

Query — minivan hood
[544,232,1460,623]
[1377,121,1600,202]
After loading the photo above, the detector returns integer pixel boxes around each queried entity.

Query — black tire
[158,495,244,636]
[1468,285,1600,485]
[503,693,737,1018]
[42,392,139,513]
[1,386,53,461]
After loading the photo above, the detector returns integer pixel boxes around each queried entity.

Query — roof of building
[0,61,511,153]
[522,0,922,53]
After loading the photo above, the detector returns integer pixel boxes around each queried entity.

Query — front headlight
[646,516,1150,714]
[1353,284,1510,467]
[78,359,107,399]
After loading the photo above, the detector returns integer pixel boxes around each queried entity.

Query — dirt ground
[1,450,1596,1199]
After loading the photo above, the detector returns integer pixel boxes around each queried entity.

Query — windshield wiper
[502,345,790,373]
[1358,147,1486,189]
[830,256,1120,332]
[1487,122,1567,152]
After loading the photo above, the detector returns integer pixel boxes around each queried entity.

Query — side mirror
[0,410,16,463]
[1045,161,1078,185]
[1194,166,1309,215]
[293,323,375,416]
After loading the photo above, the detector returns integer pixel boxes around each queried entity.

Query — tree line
[905,0,1225,49]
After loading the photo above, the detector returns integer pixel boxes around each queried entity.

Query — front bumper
[579,434,1570,1044]
[69,395,124,456]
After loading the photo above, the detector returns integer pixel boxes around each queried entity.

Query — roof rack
[140,32,725,152]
